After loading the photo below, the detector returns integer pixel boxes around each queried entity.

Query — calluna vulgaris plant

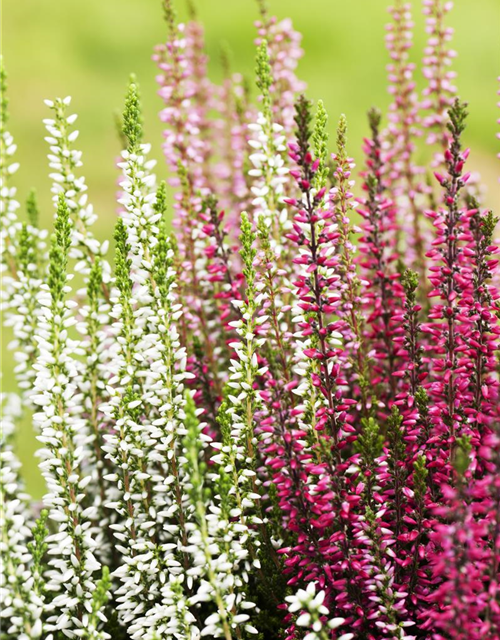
[1,0,500,638]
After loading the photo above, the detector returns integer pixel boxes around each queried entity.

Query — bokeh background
[3,0,500,496]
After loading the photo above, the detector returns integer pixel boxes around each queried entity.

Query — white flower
[286,582,349,640]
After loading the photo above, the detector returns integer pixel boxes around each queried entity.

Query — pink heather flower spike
[422,0,484,204]
[153,9,241,413]
[421,0,457,169]
[211,55,254,220]
[254,8,306,131]
[383,1,427,282]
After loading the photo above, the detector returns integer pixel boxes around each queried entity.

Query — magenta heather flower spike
[358,108,403,407]
[198,194,243,328]
[424,433,500,638]
[287,96,347,450]
[278,95,370,624]
[463,207,500,433]
[422,101,478,466]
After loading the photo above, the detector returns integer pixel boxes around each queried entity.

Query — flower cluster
[1,2,499,639]
[421,0,457,167]
[383,2,426,278]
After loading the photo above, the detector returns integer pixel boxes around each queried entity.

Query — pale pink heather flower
[421,0,457,167]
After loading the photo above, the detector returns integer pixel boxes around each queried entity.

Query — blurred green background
[2,0,500,497]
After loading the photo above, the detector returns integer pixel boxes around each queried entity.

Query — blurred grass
[2,0,500,497]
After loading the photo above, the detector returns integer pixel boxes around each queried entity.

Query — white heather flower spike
[75,257,115,565]
[43,99,116,575]
[286,582,353,640]
[1,69,48,410]
[31,195,105,637]
[102,197,195,636]
[215,213,267,534]
[182,394,256,639]
[101,83,198,634]
[3,196,47,403]
[100,218,160,632]
[249,44,291,260]
[0,393,48,639]
[43,97,111,284]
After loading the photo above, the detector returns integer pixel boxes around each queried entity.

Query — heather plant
[1,1,499,639]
